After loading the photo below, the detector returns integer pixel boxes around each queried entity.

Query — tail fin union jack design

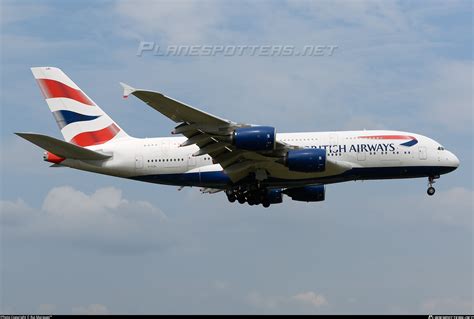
[31,67,129,147]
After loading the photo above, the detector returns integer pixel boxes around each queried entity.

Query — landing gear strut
[427,176,438,196]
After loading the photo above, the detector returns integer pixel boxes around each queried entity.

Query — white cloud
[42,186,128,216]
[292,291,329,308]
[1,186,174,254]
[71,303,109,315]
[115,1,223,43]
[39,186,167,232]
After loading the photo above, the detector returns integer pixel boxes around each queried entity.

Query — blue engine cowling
[233,126,276,151]
[286,148,326,172]
[265,189,283,204]
[283,185,325,202]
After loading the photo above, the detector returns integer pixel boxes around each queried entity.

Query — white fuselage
[56,130,459,189]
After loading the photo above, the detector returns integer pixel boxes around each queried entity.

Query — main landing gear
[427,175,439,196]
[225,186,272,208]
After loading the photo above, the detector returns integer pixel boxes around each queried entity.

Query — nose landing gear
[427,175,439,196]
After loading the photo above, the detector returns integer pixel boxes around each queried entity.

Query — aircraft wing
[120,83,231,126]
[121,83,351,183]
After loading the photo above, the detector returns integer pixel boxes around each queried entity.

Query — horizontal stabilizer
[15,132,112,160]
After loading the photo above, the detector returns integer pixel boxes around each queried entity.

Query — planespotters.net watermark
[136,42,339,57]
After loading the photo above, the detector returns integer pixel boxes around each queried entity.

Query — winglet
[120,82,136,99]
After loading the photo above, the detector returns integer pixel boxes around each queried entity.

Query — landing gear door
[418,146,427,160]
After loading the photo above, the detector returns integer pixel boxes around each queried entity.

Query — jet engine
[232,126,276,151]
[284,185,325,202]
[285,148,326,172]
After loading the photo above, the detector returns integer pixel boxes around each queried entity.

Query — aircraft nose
[449,151,460,169]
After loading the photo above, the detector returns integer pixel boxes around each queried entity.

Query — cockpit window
[437,146,445,151]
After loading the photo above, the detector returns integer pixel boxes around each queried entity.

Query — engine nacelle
[284,185,325,202]
[286,148,326,172]
[233,126,276,151]
[265,189,283,204]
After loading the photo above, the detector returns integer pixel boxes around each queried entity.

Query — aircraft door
[187,154,196,170]
[160,140,170,155]
[418,146,427,160]
[135,155,143,169]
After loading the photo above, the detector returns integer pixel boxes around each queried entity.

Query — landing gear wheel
[262,201,270,208]
[427,176,438,196]
[237,196,246,204]
[427,187,435,196]
[225,189,238,203]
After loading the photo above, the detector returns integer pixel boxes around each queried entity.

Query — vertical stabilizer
[31,67,130,146]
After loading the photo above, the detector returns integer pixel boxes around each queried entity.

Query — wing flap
[192,141,230,157]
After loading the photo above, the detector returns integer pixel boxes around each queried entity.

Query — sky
[0,0,472,315]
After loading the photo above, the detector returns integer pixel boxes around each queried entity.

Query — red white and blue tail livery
[31,67,129,146]
[17,67,460,207]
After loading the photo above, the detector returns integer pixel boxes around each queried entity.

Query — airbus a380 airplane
[17,67,460,207]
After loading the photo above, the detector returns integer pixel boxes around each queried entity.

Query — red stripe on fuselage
[70,123,120,147]
[358,135,416,140]
[36,78,95,106]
